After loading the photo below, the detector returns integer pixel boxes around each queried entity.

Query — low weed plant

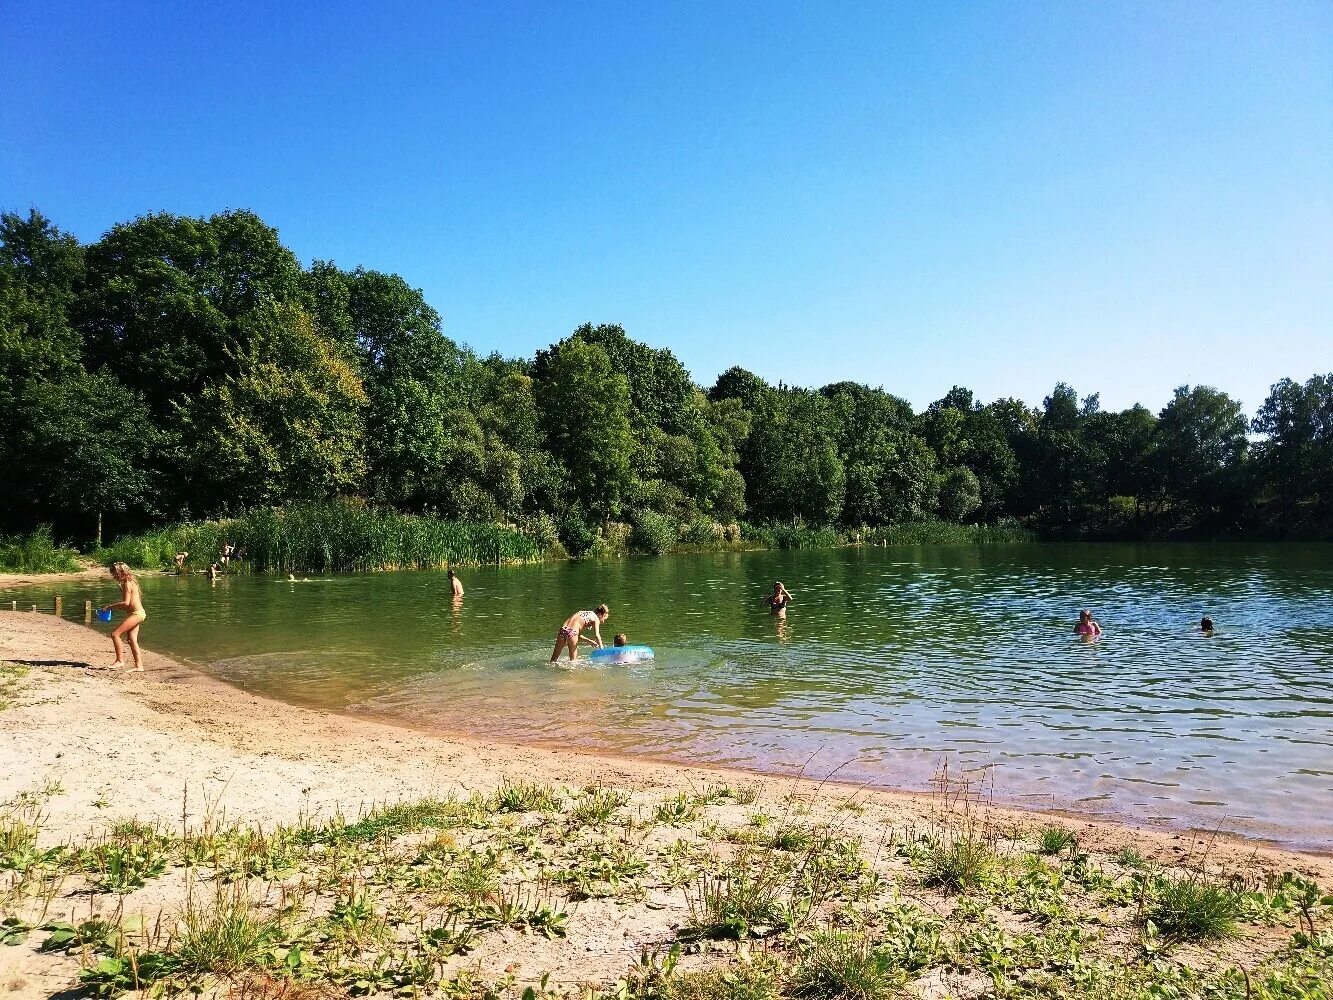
[1146,874,1241,941]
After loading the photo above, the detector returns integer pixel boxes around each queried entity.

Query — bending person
[101,562,147,671]
[550,604,610,662]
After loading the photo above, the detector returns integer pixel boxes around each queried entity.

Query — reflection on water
[10,543,1333,848]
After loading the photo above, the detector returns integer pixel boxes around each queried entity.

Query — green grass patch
[1146,874,1241,941]
[490,780,563,814]
[790,931,904,1000]
[1036,826,1077,856]
[0,526,81,573]
[918,833,996,894]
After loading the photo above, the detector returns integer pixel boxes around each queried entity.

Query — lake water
[8,544,1333,849]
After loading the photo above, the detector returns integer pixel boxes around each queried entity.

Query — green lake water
[8,544,1333,848]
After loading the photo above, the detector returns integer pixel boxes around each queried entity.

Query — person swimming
[550,604,609,662]
[765,581,793,617]
[1075,609,1102,638]
[613,633,627,647]
[101,562,147,671]
[448,569,464,599]
[1200,615,1214,634]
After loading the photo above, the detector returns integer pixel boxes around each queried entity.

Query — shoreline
[2,606,1327,859]
[3,612,1332,998]
[2,611,1329,869]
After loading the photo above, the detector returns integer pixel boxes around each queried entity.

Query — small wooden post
[84,600,93,623]
[30,604,37,613]
[55,596,63,617]
[9,601,15,611]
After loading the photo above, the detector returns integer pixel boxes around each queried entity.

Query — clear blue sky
[2,1,1329,413]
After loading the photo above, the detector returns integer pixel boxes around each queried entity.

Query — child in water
[613,633,628,647]
[765,581,794,617]
[550,604,610,662]
[1075,609,1102,638]
[1200,616,1214,634]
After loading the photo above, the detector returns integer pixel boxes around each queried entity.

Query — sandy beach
[2,611,1330,999]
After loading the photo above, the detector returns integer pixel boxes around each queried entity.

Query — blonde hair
[111,561,136,583]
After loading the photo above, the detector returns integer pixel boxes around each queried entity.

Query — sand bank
[2,612,1330,998]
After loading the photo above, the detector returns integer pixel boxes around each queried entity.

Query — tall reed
[0,526,83,573]
[861,518,1033,545]
[100,501,542,573]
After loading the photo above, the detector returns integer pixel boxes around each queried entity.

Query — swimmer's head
[613,633,627,647]
[595,603,610,621]
[1201,616,1214,631]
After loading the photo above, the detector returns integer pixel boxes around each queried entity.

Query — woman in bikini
[765,581,794,618]
[101,562,147,671]
[550,604,609,662]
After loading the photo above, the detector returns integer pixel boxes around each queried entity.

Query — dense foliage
[3,208,1330,556]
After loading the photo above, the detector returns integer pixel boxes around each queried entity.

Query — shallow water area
[11,543,1333,849]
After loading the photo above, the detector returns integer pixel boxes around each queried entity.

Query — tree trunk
[96,511,103,549]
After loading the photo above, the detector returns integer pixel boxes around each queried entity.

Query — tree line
[2,207,1330,553]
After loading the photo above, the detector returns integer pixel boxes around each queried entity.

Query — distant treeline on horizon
[2,207,1330,549]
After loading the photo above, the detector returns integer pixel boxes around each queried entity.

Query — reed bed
[0,526,83,573]
[98,501,541,573]
[862,517,1034,545]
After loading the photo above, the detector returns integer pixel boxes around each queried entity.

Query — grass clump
[490,780,563,814]
[684,856,788,940]
[176,882,285,977]
[325,797,475,842]
[569,785,630,827]
[1036,826,1077,856]
[654,793,700,826]
[1115,845,1148,869]
[657,959,784,1000]
[0,526,81,573]
[1146,874,1241,941]
[918,832,995,894]
[0,805,53,873]
[789,932,904,1000]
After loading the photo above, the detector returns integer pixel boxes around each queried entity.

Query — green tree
[534,337,634,520]
[708,366,770,410]
[570,323,696,437]
[79,210,306,418]
[341,268,477,509]
[921,387,1019,519]
[743,388,845,523]
[822,382,937,524]
[1153,385,1249,530]
[178,304,367,509]
[938,467,982,522]
[0,211,156,539]
[1251,374,1333,534]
